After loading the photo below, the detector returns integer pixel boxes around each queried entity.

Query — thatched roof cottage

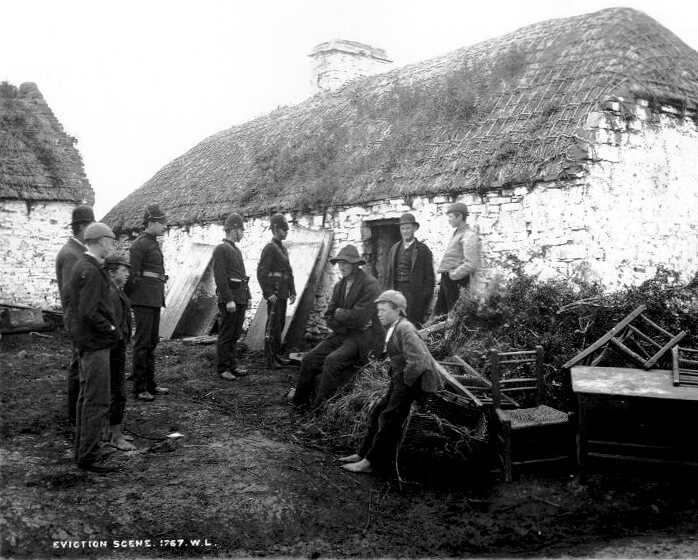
[0,82,94,309]
[104,7,698,334]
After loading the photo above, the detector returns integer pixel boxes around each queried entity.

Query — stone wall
[0,200,78,309]
[309,40,391,93]
[136,101,698,343]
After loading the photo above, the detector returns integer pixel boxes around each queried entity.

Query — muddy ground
[2,330,698,559]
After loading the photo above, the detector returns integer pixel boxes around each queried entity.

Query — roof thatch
[105,7,698,233]
[0,82,94,204]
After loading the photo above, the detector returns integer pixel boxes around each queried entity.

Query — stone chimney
[309,39,392,94]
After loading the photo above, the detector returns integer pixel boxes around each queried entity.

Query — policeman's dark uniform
[124,204,168,400]
[257,214,296,367]
[213,213,251,377]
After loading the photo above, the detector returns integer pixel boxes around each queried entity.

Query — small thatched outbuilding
[105,7,698,335]
[0,82,94,309]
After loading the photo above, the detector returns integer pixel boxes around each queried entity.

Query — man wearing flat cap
[55,204,95,426]
[124,203,169,402]
[384,213,435,327]
[434,202,480,316]
[70,223,120,472]
[340,290,443,474]
[213,212,251,380]
[257,213,296,369]
[290,244,383,409]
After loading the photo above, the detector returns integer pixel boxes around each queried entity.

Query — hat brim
[399,221,420,229]
[329,257,366,265]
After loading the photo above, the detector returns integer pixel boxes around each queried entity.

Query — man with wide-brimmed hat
[213,212,251,380]
[55,204,95,426]
[434,202,480,316]
[124,203,169,402]
[290,244,383,409]
[70,223,120,472]
[257,213,296,369]
[384,213,435,327]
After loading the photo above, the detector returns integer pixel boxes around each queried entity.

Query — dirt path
[1,332,698,558]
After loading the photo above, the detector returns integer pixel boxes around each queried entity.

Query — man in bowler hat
[55,204,95,425]
[290,244,383,409]
[124,204,169,401]
[384,213,435,327]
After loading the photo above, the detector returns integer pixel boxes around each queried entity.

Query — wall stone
[0,200,77,309]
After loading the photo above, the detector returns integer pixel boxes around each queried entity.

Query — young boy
[340,290,443,474]
[104,254,137,451]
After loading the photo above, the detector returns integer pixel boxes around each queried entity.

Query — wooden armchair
[489,346,574,482]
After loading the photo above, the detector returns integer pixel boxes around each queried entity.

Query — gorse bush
[439,263,698,409]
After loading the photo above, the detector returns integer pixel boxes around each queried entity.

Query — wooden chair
[672,346,698,387]
[489,346,573,482]
[563,304,686,370]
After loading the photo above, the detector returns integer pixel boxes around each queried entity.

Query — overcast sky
[2,0,697,217]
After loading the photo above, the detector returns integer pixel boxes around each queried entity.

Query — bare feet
[341,459,373,473]
[338,453,362,463]
[110,435,137,451]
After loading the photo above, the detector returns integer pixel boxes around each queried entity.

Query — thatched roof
[0,82,94,204]
[105,7,698,233]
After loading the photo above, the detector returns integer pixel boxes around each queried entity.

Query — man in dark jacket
[213,212,251,380]
[291,244,383,409]
[105,254,136,452]
[384,213,435,327]
[55,204,95,425]
[257,213,296,369]
[70,223,119,473]
[124,204,169,402]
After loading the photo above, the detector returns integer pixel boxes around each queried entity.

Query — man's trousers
[75,348,110,467]
[132,306,160,395]
[217,303,246,373]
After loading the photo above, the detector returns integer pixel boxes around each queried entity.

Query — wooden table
[572,365,698,481]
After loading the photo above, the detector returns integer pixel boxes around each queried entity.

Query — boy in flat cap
[257,213,296,369]
[384,213,435,327]
[124,204,169,402]
[434,202,480,316]
[70,223,119,473]
[104,254,136,451]
[55,204,95,426]
[290,244,383,409]
[213,212,251,380]
[340,290,443,474]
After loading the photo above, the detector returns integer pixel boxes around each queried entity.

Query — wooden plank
[172,263,219,338]
[159,242,216,340]
[245,228,330,351]
[435,362,483,407]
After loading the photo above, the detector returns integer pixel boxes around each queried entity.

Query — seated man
[340,290,444,474]
[291,244,383,409]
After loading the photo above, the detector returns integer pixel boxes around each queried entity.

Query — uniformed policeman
[257,213,296,369]
[124,204,169,402]
[213,212,251,380]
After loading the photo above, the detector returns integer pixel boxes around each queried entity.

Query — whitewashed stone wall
[140,101,698,343]
[0,200,77,309]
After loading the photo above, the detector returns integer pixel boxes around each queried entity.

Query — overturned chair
[489,346,574,482]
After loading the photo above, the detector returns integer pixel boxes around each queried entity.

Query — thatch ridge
[0,82,94,204]
[104,7,698,233]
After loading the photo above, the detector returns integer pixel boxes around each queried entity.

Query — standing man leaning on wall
[257,213,296,369]
[384,213,435,327]
[125,204,169,402]
[213,212,251,381]
[434,202,480,317]
[55,204,95,427]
